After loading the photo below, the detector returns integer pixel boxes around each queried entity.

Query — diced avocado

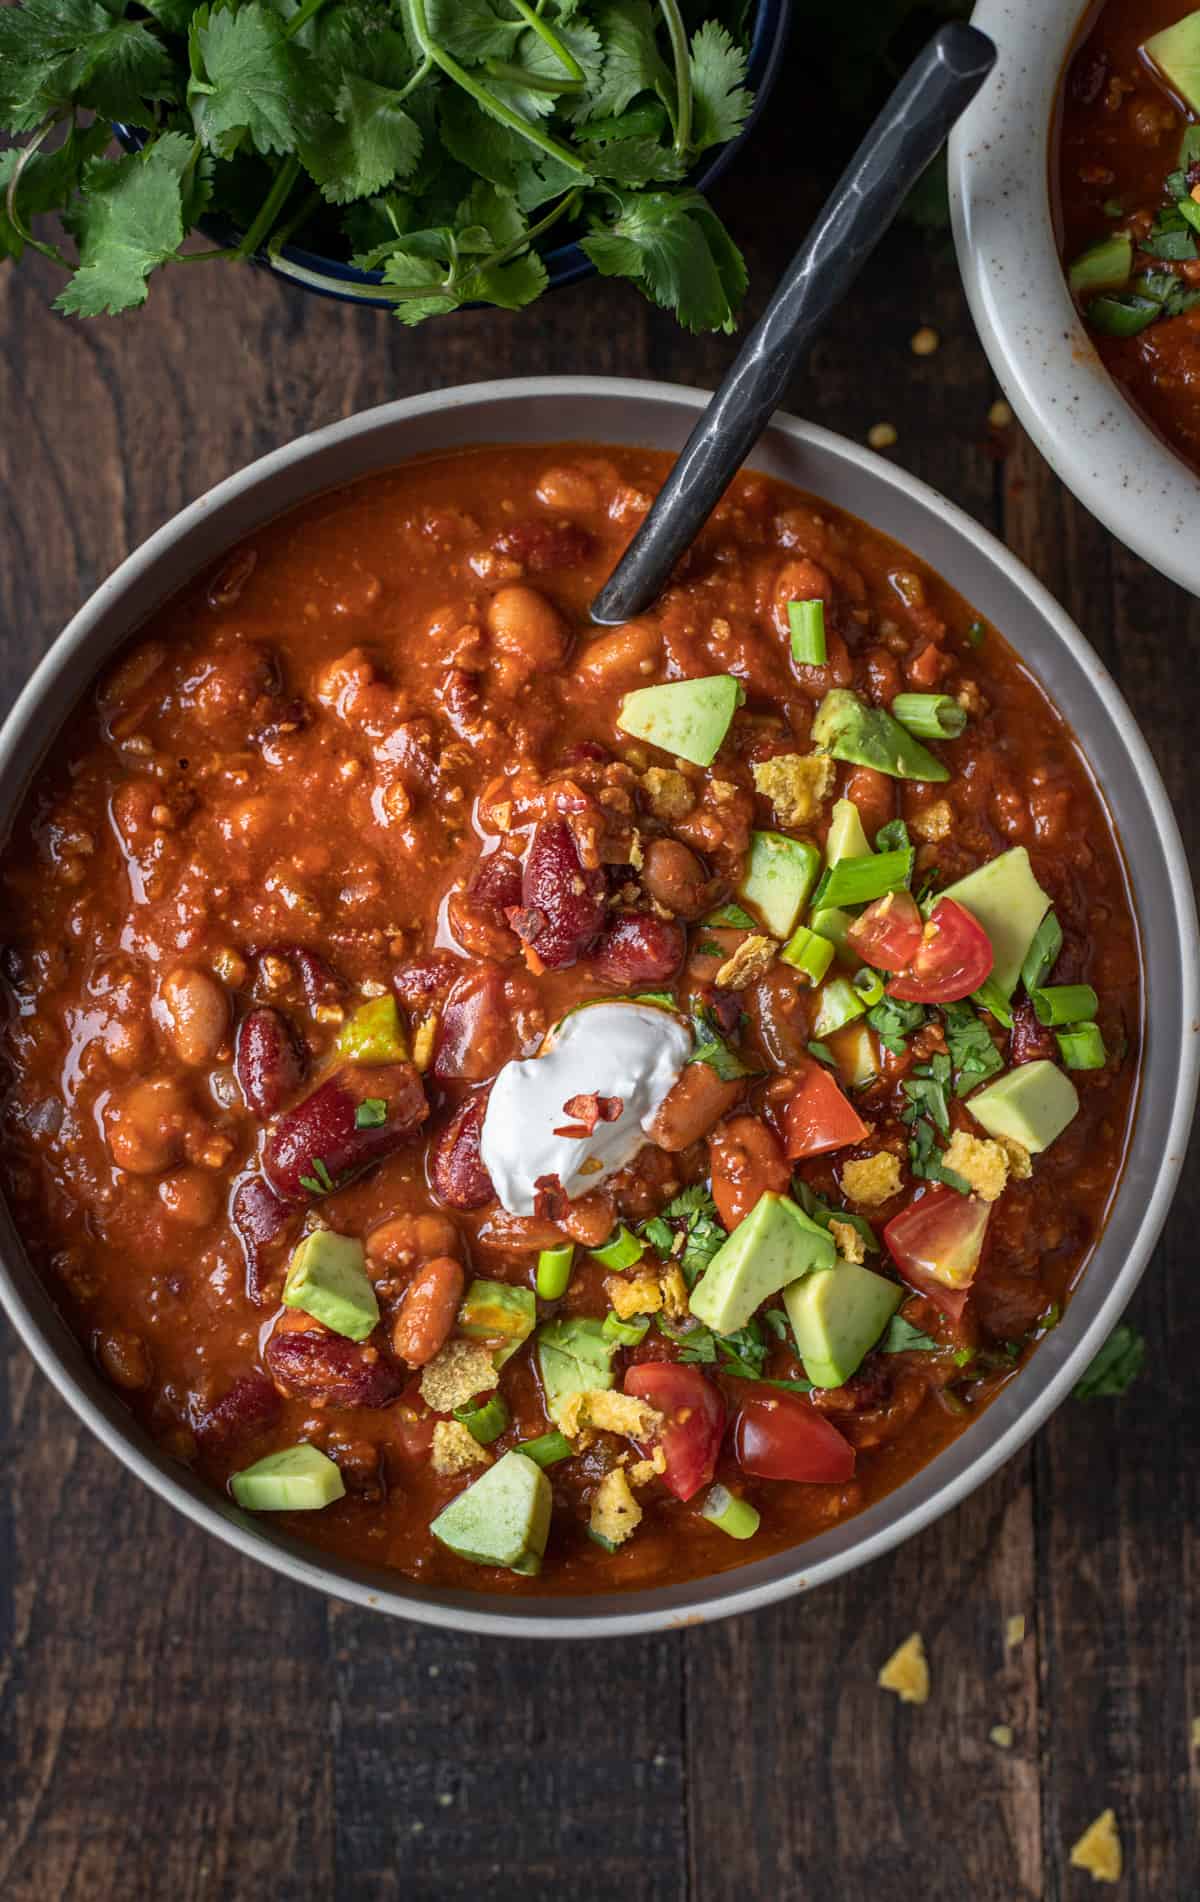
[688,1192,836,1336]
[336,994,408,1064]
[824,796,872,864]
[1068,233,1133,295]
[967,1059,1080,1153]
[829,1019,879,1089]
[738,831,821,938]
[812,974,865,1040]
[458,1278,537,1370]
[282,1230,378,1342]
[783,1262,902,1389]
[536,1316,616,1427]
[810,904,857,967]
[940,847,1052,997]
[616,674,744,768]
[1144,9,1200,114]
[430,1450,552,1574]
[230,1444,346,1511]
[812,689,950,783]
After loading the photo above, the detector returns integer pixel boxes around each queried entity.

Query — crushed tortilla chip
[590,1468,643,1546]
[659,1262,690,1320]
[909,799,954,842]
[829,1217,866,1264]
[419,1339,497,1413]
[1069,1810,1122,1884]
[842,1151,903,1209]
[606,1271,663,1320]
[411,1012,439,1073]
[943,1129,1010,1202]
[999,1135,1033,1180]
[640,766,694,821]
[715,933,778,990]
[751,752,835,828]
[431,1419,491,1476]
[558,1388,663,1442]
[628,1449,667,1486]
[877,1632,929,1705]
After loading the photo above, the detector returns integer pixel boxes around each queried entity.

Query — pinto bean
[574,619,661,691]
[104,1076,193,1175]
[487,585,571,671]
[158,966,229,1067]
[429,1094,495,1209]
[709,1115,791,1230]
[391,1256,465,1366]
[97,1327,152,1391]
[644,1064,746,1151]
[234,1006,307,1118]
[591,911,685,985]
[841,766,895,842]
[265,1311,404,1408]
[513,821,607,970]
[263,1062,428,1203]
[536,465,600,513]
[366,1211,463,1269]
[158,1166,222,1229]
[640,838,712,920]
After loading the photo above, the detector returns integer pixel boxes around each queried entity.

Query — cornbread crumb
[590,1468,642,1547]
[877,1631,929,1704]
[431,1419,491,1476]
[628,1449,667,1486]
[751,752,835,827]
[1069,1810,1122,1884]
[868,423,898,450]
[606,1271,663,1320]
[659,1262,690,1321]
[842,1152,903,1209]
[559,1389,663,1442]
[1000,1136,1033,1181]
[715,933,778,990]
[641,766,695,821]
[1006,1613,1027,1648]
[419,1339,497,1413]
[829,1217,866,1265]
[943,1130,1010,1203]
[911,326,940,356]
[989,1724,1014,1750]
[910,799,954,842]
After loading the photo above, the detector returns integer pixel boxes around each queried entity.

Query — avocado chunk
[282,1229,379,1342]
[967,1059,1080,1153]
[616,674,744,768]
[536,1316,616,1427]
[458,1279,537,1370]
[1068,233,1133,296]
[688,1192,836,1336]
[336,994,408,1064]
[810,904,857,966]
[738,831,821,938]
[828,1019,879,1089]
[812,689,950,783]
[1144,9,1200,114]
[231,1443,346,1511]
[430,1450,553,1574]
[784,1262,903,1388]
[940,847,1052,997]
[824,795,872,864]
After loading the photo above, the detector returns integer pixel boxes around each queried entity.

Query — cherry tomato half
[846,890,923,971]
[886,898,994,1004]
[624,1363,726,1502]
[783,1061,869,1160]
[709,1114,791,1230]
[883,1185,991,1307]
[733,1390,856,1483]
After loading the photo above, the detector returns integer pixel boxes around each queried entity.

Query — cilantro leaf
[423,0,523,64]
[0,0,177,133]
[901,1051,951,1134]
[868,995,925,1055]
[880,1314,940,1354]
[687,20,751,156]
[302,74,422,204]
[645,1182,725,1287]
[189,1,318,159]
[688,1001,754,1081]
[875,817,912,854]
[942,999,1003,1096]
[1073,1323,1146,1399]
[0,119,108,261]
[55,132,195,317]
[907,1116,970,1194]
[704,902,757,930]
[575,0,670,122]
[583,185,746,332]
[794,1178,879,1252]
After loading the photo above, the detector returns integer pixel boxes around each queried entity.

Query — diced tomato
[709,1114,791,1230]
[624,1363,725,1502]
[886,898,994,1004]
[783,1061,869,1160]
[883,1186,990,1313]
[733,1390,856,1483]
[846,890,923,971]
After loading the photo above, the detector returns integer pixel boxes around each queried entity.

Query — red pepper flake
[533,1173,569,1221]
[553,1092,624,1138]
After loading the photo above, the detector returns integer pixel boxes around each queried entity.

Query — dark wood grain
[2,40,1198,1900]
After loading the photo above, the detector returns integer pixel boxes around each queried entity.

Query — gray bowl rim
[0,374,1195,1639]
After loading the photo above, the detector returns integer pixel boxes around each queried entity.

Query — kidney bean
[366,1211,462,1269]
[1009,998,1057,1066]
[263,1062,428,1203]
[513,821,606,970]
[265,1312,404,1409]
[429,1094,495,1209]
[235,1006,307,1119]
[393,952,462,1011]
[160,966,230,1068]
[253,944,343,1011]
[434,963,523,1081]
[230,1172,297,1304]
[197,1369,282,1449]
[644,1063,746,1151]
[468,850,524,911]
[445,889,520,962]
[709,1115,791,1230]
[493,519,592,571]
[592,911,685,985]
[391,1256,465,1367]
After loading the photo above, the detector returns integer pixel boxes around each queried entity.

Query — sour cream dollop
[480,1002,692,1216]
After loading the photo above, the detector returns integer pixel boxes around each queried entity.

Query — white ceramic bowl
[0,377,1196,1637]
[949,0,1200,596]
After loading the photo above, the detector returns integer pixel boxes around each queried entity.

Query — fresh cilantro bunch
[0,0,758,329]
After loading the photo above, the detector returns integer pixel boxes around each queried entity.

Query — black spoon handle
[590,21,997,627]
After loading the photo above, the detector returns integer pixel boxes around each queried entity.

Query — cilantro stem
[657,0,693,156]
[484,59,582,95]
[396,54,433,104]
[6,113,74,271]
[236,155,301,261]
[406,0,588,175]
[508,0,586,82]
[284,0,332,38]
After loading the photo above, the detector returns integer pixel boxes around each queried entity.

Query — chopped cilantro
[966,618,986,648]
[794,1178,879,1253]
[704,901,757,930]
[696,939,724,958]
[880,1313,940,1354]
[907,1117,970,1194]
[806,1039,837,1068]
[643,1182,725,1288]
[874,817,911,854]
[298,1155,335,1196]
[868,995,925,1055]
[689,1001,755,1083]
[942,1000,1004,1096]
[901,1050,952,1134]
[355,1097,388,1129]
[1073,1323,1146,1399]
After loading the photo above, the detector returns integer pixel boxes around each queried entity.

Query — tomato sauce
[1055,0,1200,472]
[0,444,1141,1595]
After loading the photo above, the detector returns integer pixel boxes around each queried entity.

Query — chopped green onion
[453,1393,510,1445]
[536,1243,574,1299]
[966,619,986,648]
[1020,910,1062,994]
[812,974,866,1040]
[699,1482,761,1541]
[788,598,827,665]
[1086,291,1163,338]
[852,966,885,1008]
[1031,983,1098,1027]
[972,977,1014,1029]
[809,905,855,957]
[602,1310,651,1347]
[1055,1022,1107,1070]
[590,1225,645,1271]
[780,922,834,987]
[811,847,914,912]
[890,693,967,741]
[517,1431,572,1468]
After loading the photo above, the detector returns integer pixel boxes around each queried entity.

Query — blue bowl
[125,0,791,310]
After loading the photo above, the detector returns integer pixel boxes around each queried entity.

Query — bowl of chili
[949,0,1200,596]
[0,376,1194,1637]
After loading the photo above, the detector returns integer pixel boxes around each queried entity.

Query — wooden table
[1,60,1197,1901]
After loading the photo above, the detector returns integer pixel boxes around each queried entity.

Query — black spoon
[590,21,997,627]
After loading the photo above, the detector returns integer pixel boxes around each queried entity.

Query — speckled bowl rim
[0,376,1195,1638]
[948,0,1200,597]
